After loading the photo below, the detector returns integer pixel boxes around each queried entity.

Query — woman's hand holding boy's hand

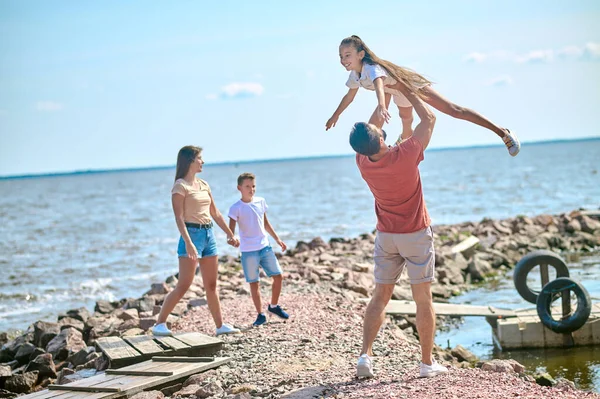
[227,236,240,248]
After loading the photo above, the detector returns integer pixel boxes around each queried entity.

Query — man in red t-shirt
[350,80,448,379]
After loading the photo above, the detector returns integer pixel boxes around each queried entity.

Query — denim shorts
[177,227,218,258]
[241,245,282,283]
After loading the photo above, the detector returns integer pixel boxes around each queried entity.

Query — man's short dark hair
[349,122,382,156]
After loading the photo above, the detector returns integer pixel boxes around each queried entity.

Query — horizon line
[1,136,598,180]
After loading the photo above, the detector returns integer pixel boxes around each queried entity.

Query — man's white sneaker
[503,129,520,157]
[356,354,374,378]
[420,360,448,378]
[151,323,172,337]
[215,323,240,336]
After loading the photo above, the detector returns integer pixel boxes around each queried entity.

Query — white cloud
[36,101,64,111]
[464,52,487,63]
[517,49,554,64]
[220,82,264,99]
[466,42,600,64]
[487,75,513,87]
[583,42,600,60]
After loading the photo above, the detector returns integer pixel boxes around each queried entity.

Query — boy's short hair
[349,122,383,156]
[237,172,256,186]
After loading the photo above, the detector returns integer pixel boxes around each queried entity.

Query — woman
[152,145,240,336]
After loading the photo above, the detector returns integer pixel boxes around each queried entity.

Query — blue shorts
[241,246,282,283]
[177,227,218,258]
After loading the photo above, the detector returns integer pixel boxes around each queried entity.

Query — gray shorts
[374,226,435,285]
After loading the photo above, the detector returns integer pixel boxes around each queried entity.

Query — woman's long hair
[340,35,432,96]
[175,145,202,182]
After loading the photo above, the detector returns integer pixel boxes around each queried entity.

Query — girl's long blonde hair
[340,35,432,96]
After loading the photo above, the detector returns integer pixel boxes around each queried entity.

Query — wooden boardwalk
[96,332,222,368]
[385,300,517,318]
[20,356,230,399]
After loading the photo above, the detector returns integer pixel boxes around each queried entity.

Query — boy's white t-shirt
[228,196,270,252]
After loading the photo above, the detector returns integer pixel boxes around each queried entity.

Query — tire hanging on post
[513,250,570,304]
[536,277,592,334]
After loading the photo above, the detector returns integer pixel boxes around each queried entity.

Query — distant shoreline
[2,136,598,180]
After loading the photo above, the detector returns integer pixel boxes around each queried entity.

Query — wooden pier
[384,300,600,349]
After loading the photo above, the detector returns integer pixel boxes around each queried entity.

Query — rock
[173,383,201,397]
[45,327,87,361]
[130,391,165,399]
[85,316,122,334]
[196,381,224,398]
[148,283,169,295]
[0,365,11,378]
[122,328,145,337]
[232,393,253,399]
[125,297,156,313]
[392,285,411,301]
[451,235,480,259]
[68,347,95,367]
[4,370,38,394]
[25,353,57,379]
[450,345,478,363]
[58,316,85,332]
[566,219,581,233]
[467,258,493,281]
[75,352,102,371]
[431,284,453,299]
[308,237,328,249]
[140,317,158,331]
[32,321,60,348]
[579,215,600,233]
[480,359,521,373]
[230,383,258,394]
[118,319,141,331]
[14,343,36,365]
[554,377,576,391]
[535,372,556,387]
[171,303,188,316]
[0,389,17,398]
[117,309,139,321]
[64,307,91,323]
[95,300,117,314]
[436,266,465,285]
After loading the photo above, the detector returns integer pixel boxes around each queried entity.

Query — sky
[0,0,599,176]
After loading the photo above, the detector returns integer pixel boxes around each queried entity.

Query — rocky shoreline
[1,209,599,398]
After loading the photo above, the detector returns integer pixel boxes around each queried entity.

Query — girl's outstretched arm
[373,77,391,124]
[326,88,358,130]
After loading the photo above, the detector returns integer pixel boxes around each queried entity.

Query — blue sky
[0,0,598,176]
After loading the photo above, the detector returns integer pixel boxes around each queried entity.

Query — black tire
[513,250,570,304]
[536,277,592,334]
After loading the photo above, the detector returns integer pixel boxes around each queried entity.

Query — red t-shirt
[356,136,430,234]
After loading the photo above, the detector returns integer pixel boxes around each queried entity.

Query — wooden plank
[106,370,173,376]
[153,335,192,356]
[48,385,120,393]
[123,335,165,356]
[152,356,215,362]
[385,300,516,317]
[20,391,108,399]
[172,332,222,347]
[96,336,143,368]
[172,332,222,356]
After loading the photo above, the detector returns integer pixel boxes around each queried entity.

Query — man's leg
[361,283,395,356]
[410,281,435,365]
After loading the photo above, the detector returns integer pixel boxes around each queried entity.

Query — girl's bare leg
[198,255,224,328]
[398,105,414,142]
[420,85,507,138]
[157,257,196,324]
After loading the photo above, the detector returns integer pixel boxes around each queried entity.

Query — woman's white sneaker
[503,129,521,157]
[420,360,448,378]
[356,354,374,378]
[151,323,172,337]
[216,323,240,336]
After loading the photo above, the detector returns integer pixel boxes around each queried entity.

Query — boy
[228,172,290,326]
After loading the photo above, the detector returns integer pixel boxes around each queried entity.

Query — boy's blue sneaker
[253,313,267,327]
[268,304,289,320]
